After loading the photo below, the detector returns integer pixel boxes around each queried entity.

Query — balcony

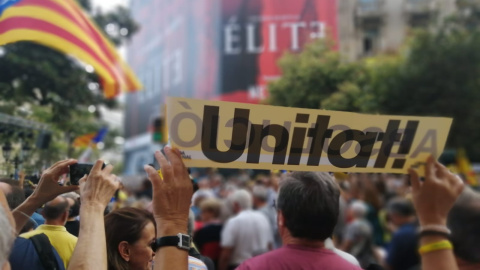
[356,0,385,28]
[405,0,438,27]
[405,0,437,14]
[457,0,480,9]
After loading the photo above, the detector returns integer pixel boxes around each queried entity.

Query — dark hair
[6,186,25,210]
[277,171,340,241]
[386,198,415,217]
[0,179,25,210]
[105,207,156,270]
[448,188,480,263]
[0,178,20,187]
[43,198,69,220]
[68,198,80,218]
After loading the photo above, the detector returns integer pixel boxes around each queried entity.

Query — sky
[92,0,128,11]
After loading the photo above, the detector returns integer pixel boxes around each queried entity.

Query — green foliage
[268,40,363,110]
[369,28,480,160]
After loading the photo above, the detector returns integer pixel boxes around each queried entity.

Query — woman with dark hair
[105,207,156,270]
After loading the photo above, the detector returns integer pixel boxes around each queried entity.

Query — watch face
[181,234,190,248]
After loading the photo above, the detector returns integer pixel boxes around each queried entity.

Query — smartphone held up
[69,163,106,185]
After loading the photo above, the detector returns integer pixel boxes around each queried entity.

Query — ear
[118,241,130,262]
[233,202,240,213]
[277,211,285,227]
[62,211,69,221]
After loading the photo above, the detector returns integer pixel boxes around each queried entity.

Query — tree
[369,27,480,160]
[268,40,364,110]
[0,0,138,164]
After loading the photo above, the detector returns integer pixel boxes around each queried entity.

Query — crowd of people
[0,146,478,270]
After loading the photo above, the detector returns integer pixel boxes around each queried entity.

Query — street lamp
[2,142,12,162]
[21,143,31,158]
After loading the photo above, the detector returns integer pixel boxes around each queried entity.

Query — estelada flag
[456,149,478,187]
[72,127,108,148]
[0,0,142,98]
[72,132,96,148]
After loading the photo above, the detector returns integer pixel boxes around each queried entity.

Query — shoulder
[65,232,78,244]
[188,256,208,270]
[20,230,39,239]
[331,248,361,267]
[237,250,279,269]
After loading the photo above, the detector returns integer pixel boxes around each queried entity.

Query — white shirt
[324,238,361,267]
[221,210,273,265]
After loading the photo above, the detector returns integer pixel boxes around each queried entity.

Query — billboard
[219,0,338,102]
[124,0,338,175]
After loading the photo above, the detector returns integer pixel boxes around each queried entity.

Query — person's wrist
[28,192,47,207]
[156,219,188,237]
[81,200,107,212]
[418,216,447,227]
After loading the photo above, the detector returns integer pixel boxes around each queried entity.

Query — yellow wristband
[419,240,453,255]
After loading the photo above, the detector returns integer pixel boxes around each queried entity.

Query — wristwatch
[151,233,191,251]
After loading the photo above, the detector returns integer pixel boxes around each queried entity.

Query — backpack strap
[30,233,60,270]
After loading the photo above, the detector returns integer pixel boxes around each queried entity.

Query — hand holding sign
[144,147,193,235]
[409,156,464,226]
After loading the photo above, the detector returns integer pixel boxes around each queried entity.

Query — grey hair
[188,209,195,237]
[350,201,368,218]
[228,189,253,211]
[252,185,269,202]
[277,171,340,240]
[0,205,14,267]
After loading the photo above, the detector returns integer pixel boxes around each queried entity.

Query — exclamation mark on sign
[392,121,419,169]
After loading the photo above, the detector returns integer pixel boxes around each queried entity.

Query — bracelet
[419,230,450,239]
[419,225,451,235]
[418,240,453,255]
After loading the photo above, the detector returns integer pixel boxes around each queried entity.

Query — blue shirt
[31,212,45,228]
[9,237,64,270]
[387,222,420,270]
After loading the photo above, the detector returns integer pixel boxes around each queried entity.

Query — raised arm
[12,159,79,233]
[68,160,120,270]
[409,156,464,270]
[144,147,193,270]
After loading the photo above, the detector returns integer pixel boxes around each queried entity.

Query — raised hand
[409,156,464,226]
[79,160,120,208]
[30,159,79,204]
[144,146,193,235]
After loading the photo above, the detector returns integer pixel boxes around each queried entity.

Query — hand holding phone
[70,163,106,185]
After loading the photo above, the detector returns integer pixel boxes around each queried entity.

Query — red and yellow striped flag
[72,132,96,148]
[0,0,142,98]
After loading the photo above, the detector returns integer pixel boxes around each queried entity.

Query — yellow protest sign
[167,97,452,174]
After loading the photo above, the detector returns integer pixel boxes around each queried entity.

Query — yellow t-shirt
[21,224,78,268]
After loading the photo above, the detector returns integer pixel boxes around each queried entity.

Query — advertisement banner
[167,97,452,174]
[219,0,338,102]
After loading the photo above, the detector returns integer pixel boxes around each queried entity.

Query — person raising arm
[144,147,194,270]
[409,156,464,270]
[68,160,120,270]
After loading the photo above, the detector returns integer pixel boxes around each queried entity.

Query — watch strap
[152,233,190,251]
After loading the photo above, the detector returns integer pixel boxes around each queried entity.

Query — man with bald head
[20,195,78,268]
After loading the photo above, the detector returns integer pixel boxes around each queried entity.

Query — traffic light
[152,117,167,144]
